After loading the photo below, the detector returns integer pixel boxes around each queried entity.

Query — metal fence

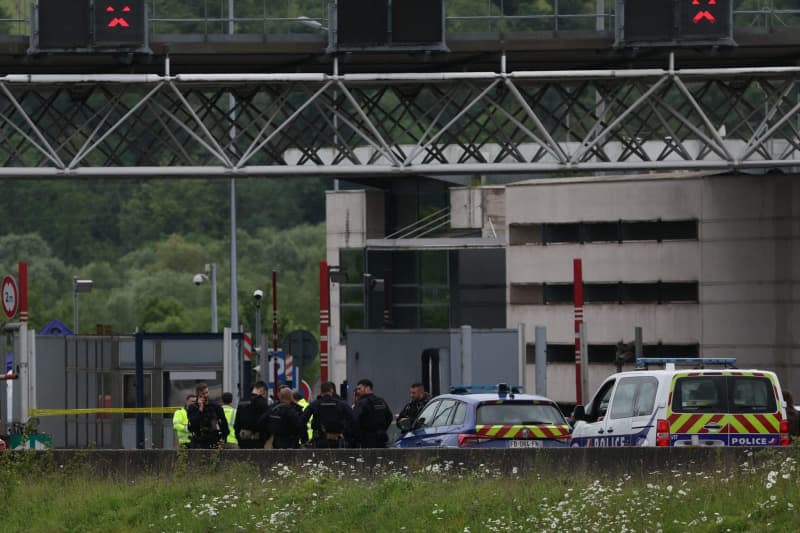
[1,1,800,38]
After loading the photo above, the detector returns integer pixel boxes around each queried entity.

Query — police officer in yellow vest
[221,392,238,448]
[173,394,196,449]
[293,390,313,442]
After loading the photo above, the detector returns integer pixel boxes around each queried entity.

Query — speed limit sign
[2,275,18,319]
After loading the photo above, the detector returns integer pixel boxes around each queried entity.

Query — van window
[635,378,659,416]
[673,377,726,413]
[729,377,776,413]
[610,380,637,419]
[610,376,659,419]
[672,376,777,413]
[588,380,615,421]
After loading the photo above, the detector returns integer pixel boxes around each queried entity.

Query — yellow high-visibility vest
[172,408,190,446]
[222,405,237,444]
[297,397,313,440]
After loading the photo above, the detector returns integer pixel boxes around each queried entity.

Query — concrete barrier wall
[5,448,794,479]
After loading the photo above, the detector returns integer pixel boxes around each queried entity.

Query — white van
[570,358,792,447]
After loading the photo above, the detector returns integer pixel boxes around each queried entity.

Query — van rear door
[725,373,781,446]
[668,372,782,446]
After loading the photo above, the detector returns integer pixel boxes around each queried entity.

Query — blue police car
[395,384,571,448]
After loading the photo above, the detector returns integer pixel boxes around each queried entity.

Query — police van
[570,358,792,448]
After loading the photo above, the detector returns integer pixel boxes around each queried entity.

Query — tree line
[0,178,329,346]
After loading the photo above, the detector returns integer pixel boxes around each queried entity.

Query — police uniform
[353,392,393,448]
[187,400,229,449]
[397,395,430,430]
[303,394,355,448]
[234,394,270,449]
[262,402,307,449]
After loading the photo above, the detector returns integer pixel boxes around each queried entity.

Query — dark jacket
[261,402,307,449]
[233,394,271,448]
[353,393,393,448]
[187,401,229,449]
[303,394,355,447]
[397,394,431,429]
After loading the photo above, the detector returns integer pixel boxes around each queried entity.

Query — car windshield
[476,401,565,425]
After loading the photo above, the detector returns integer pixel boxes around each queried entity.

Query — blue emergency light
[449,383,524,395]
[635,357,737,369]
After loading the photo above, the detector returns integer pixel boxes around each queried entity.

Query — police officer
[261,387,307,449]
[234,381,271,449]
[172,394,196,449]
[294,390,313,442]
[221,392,238,448]
[187,382,229,449]
[396,382,430,431]
[353,378,393,448]
[302,381,355,448]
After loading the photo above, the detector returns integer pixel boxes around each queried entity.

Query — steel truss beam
[3,67,800,178]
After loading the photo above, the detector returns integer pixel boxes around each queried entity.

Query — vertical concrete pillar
[461,325,472,385]
[535,325,547,396]
[517,323,526,392]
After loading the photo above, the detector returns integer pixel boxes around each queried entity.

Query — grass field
[1,448,798,532]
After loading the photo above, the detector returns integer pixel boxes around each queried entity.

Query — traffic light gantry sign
[35,0,147,51]
[618,0,733,47]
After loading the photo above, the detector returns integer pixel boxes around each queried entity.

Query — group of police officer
[173,378,419,450]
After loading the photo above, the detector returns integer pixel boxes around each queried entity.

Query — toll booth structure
[345,326,525,439]
[3,331,241,449]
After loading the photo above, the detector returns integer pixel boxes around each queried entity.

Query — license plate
[509,439,543,448]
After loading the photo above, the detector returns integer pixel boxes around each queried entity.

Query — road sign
[2,275,18,319]
[281,330,318,367]
[36,0,91,50]
[299,380,312,401]
[94,0,147,48]
[617,0,733,47]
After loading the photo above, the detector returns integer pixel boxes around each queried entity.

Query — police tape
[29,407,181,417]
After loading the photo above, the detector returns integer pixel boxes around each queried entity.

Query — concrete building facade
[325,172,800,404]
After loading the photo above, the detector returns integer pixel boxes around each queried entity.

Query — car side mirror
[572,405,586,422]
[412,417,425,430]
[397,418,413,432]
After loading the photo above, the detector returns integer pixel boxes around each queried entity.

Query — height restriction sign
[2,275,18,319]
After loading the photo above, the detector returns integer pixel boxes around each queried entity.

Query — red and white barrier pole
[573,258,584,405]
[18,261,28,323]
[320,261,330,383]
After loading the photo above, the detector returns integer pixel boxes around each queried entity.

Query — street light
[296,15,327,32]
[252,289,264,381]
[72,277,93,335]
[328,265,348,284]
[193,263,218,333]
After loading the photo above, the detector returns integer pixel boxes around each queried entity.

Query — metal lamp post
[193,263,218,333]
[253,289,263,379]
[72,276,93,334]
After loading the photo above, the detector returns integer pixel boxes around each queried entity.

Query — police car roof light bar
[449,384,524,395]
[635,357,737,370]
